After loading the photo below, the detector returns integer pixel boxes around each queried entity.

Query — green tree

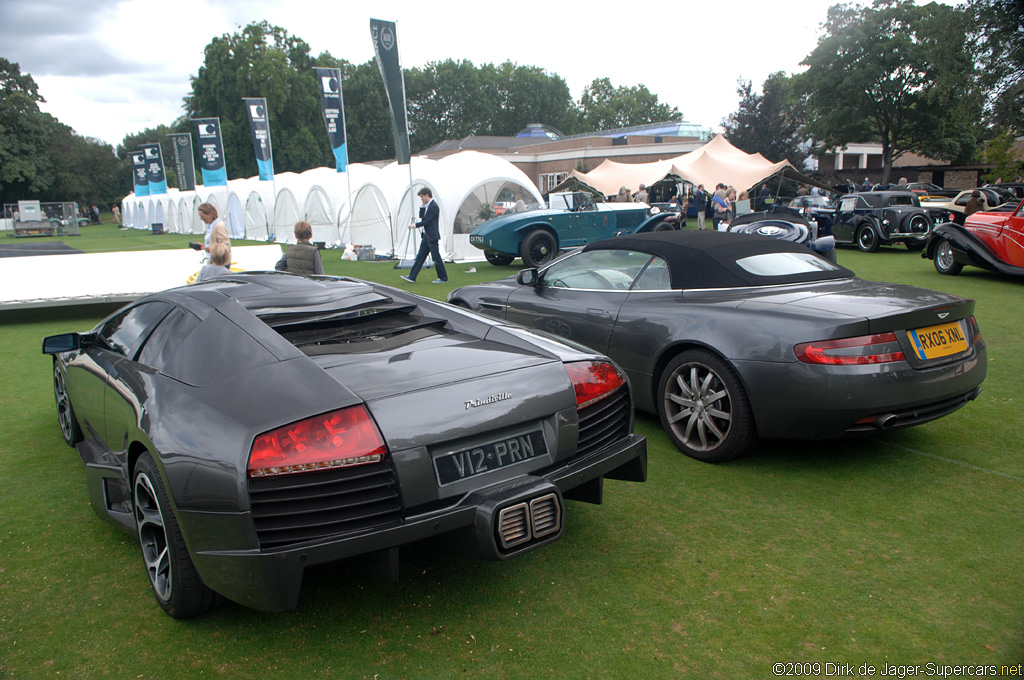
[0,58,57,203]
[576,78,682,132]
[980,128,1024,182]
[796,0,980,184]
[405,59,495,151]
[483,62,577,137]
[723,72,807,166]
[968,0,1024,133]
[185,21,333,178]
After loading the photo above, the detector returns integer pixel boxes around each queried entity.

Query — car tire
[520,230,557,268]
[904,240,926,252]
[52,363,83,446]
[856,224,880,252]
[484,250,515,266]
[657,350,758,463]
[652,221,674,232]
[133,452,220,618]
[933,239,963,276]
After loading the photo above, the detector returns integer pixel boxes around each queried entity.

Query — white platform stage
[0,245,284,310]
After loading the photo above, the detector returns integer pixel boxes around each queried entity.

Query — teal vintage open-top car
[469,192,679,267]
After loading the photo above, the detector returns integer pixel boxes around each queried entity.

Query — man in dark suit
[401,187,448,283]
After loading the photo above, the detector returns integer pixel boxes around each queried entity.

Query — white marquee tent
[120,151,543,263]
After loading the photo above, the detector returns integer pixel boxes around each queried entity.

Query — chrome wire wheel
[934,239,962,275]
[657,350,758,463]
[134,472,172,603]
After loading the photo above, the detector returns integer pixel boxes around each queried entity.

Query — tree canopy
[968,0,1024,133]
[722,72,807,167]
[796,0,980,183]
[576,78,682,131]
[1,58,124,207]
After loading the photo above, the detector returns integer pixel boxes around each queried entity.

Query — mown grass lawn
[1,227,1021,679]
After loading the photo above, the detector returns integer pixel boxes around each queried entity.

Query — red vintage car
[924,198,1024,276]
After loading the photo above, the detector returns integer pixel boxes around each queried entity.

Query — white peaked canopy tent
[570,135,831,196]
[121,151,543,262]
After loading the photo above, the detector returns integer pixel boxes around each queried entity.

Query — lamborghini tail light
[795,332,906,365]
[248,405,387,478]
[565,360,626,409]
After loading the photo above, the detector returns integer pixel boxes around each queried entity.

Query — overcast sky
[0,0,944,151]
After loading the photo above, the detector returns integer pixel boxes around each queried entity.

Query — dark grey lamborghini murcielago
[43,272,646,617]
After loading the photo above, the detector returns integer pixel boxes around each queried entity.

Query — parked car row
[46,183,1018,621]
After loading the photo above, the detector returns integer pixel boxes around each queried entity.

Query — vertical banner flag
[140,143,168,195]
[130,150,150,196]
[370,19,411,164]
[243,97,275,181]
[192,117,228,187]
[314,68,347,173]
[167,133,196,191]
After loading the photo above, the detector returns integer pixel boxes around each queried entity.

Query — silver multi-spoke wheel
[657,350,757,462]
[134,472,172,602]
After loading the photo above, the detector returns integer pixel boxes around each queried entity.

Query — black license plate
[434,430,546,486]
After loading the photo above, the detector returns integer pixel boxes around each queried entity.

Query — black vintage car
[812,191,936,252]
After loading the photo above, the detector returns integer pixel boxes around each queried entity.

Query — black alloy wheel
[52,363,82,446]
[657,350,758,463]
[133,453,219,618]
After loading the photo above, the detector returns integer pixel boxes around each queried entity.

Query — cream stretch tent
[570,135,831,196]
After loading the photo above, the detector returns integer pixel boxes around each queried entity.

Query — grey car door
[504,249,652,354]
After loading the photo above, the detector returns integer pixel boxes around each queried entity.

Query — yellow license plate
[908,321,968,360]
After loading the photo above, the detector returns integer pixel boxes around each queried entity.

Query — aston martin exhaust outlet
[874,414,899,429]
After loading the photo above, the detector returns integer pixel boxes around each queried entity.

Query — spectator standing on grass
[275,221,324,276]
[693,185,708,230]
[964,191,985,219]
[197,203,230,263]
[636,184,649,204]
[111,205,120,225]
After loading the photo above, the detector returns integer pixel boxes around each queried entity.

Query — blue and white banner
[140,143,167,195]
[243,97,275,181]
[130,150,150,196]
[370,19,411,165]
[314,68,347,173]
[192,117,228,187]
[167,133,196,191]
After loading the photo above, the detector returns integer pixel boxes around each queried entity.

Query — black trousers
[409,234,447,281]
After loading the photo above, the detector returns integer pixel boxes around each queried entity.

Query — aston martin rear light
[795,332,905,365]
[248,405,387,478]
[967,315,985,348]
[565,360,626,409]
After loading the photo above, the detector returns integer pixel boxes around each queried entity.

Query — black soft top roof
[582,231,853,289]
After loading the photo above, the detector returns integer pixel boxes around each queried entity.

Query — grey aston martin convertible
[43,273,646,617]
[448,231,987,463]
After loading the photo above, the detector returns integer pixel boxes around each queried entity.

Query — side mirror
[517,268,539,286]
[42,333,81,355]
